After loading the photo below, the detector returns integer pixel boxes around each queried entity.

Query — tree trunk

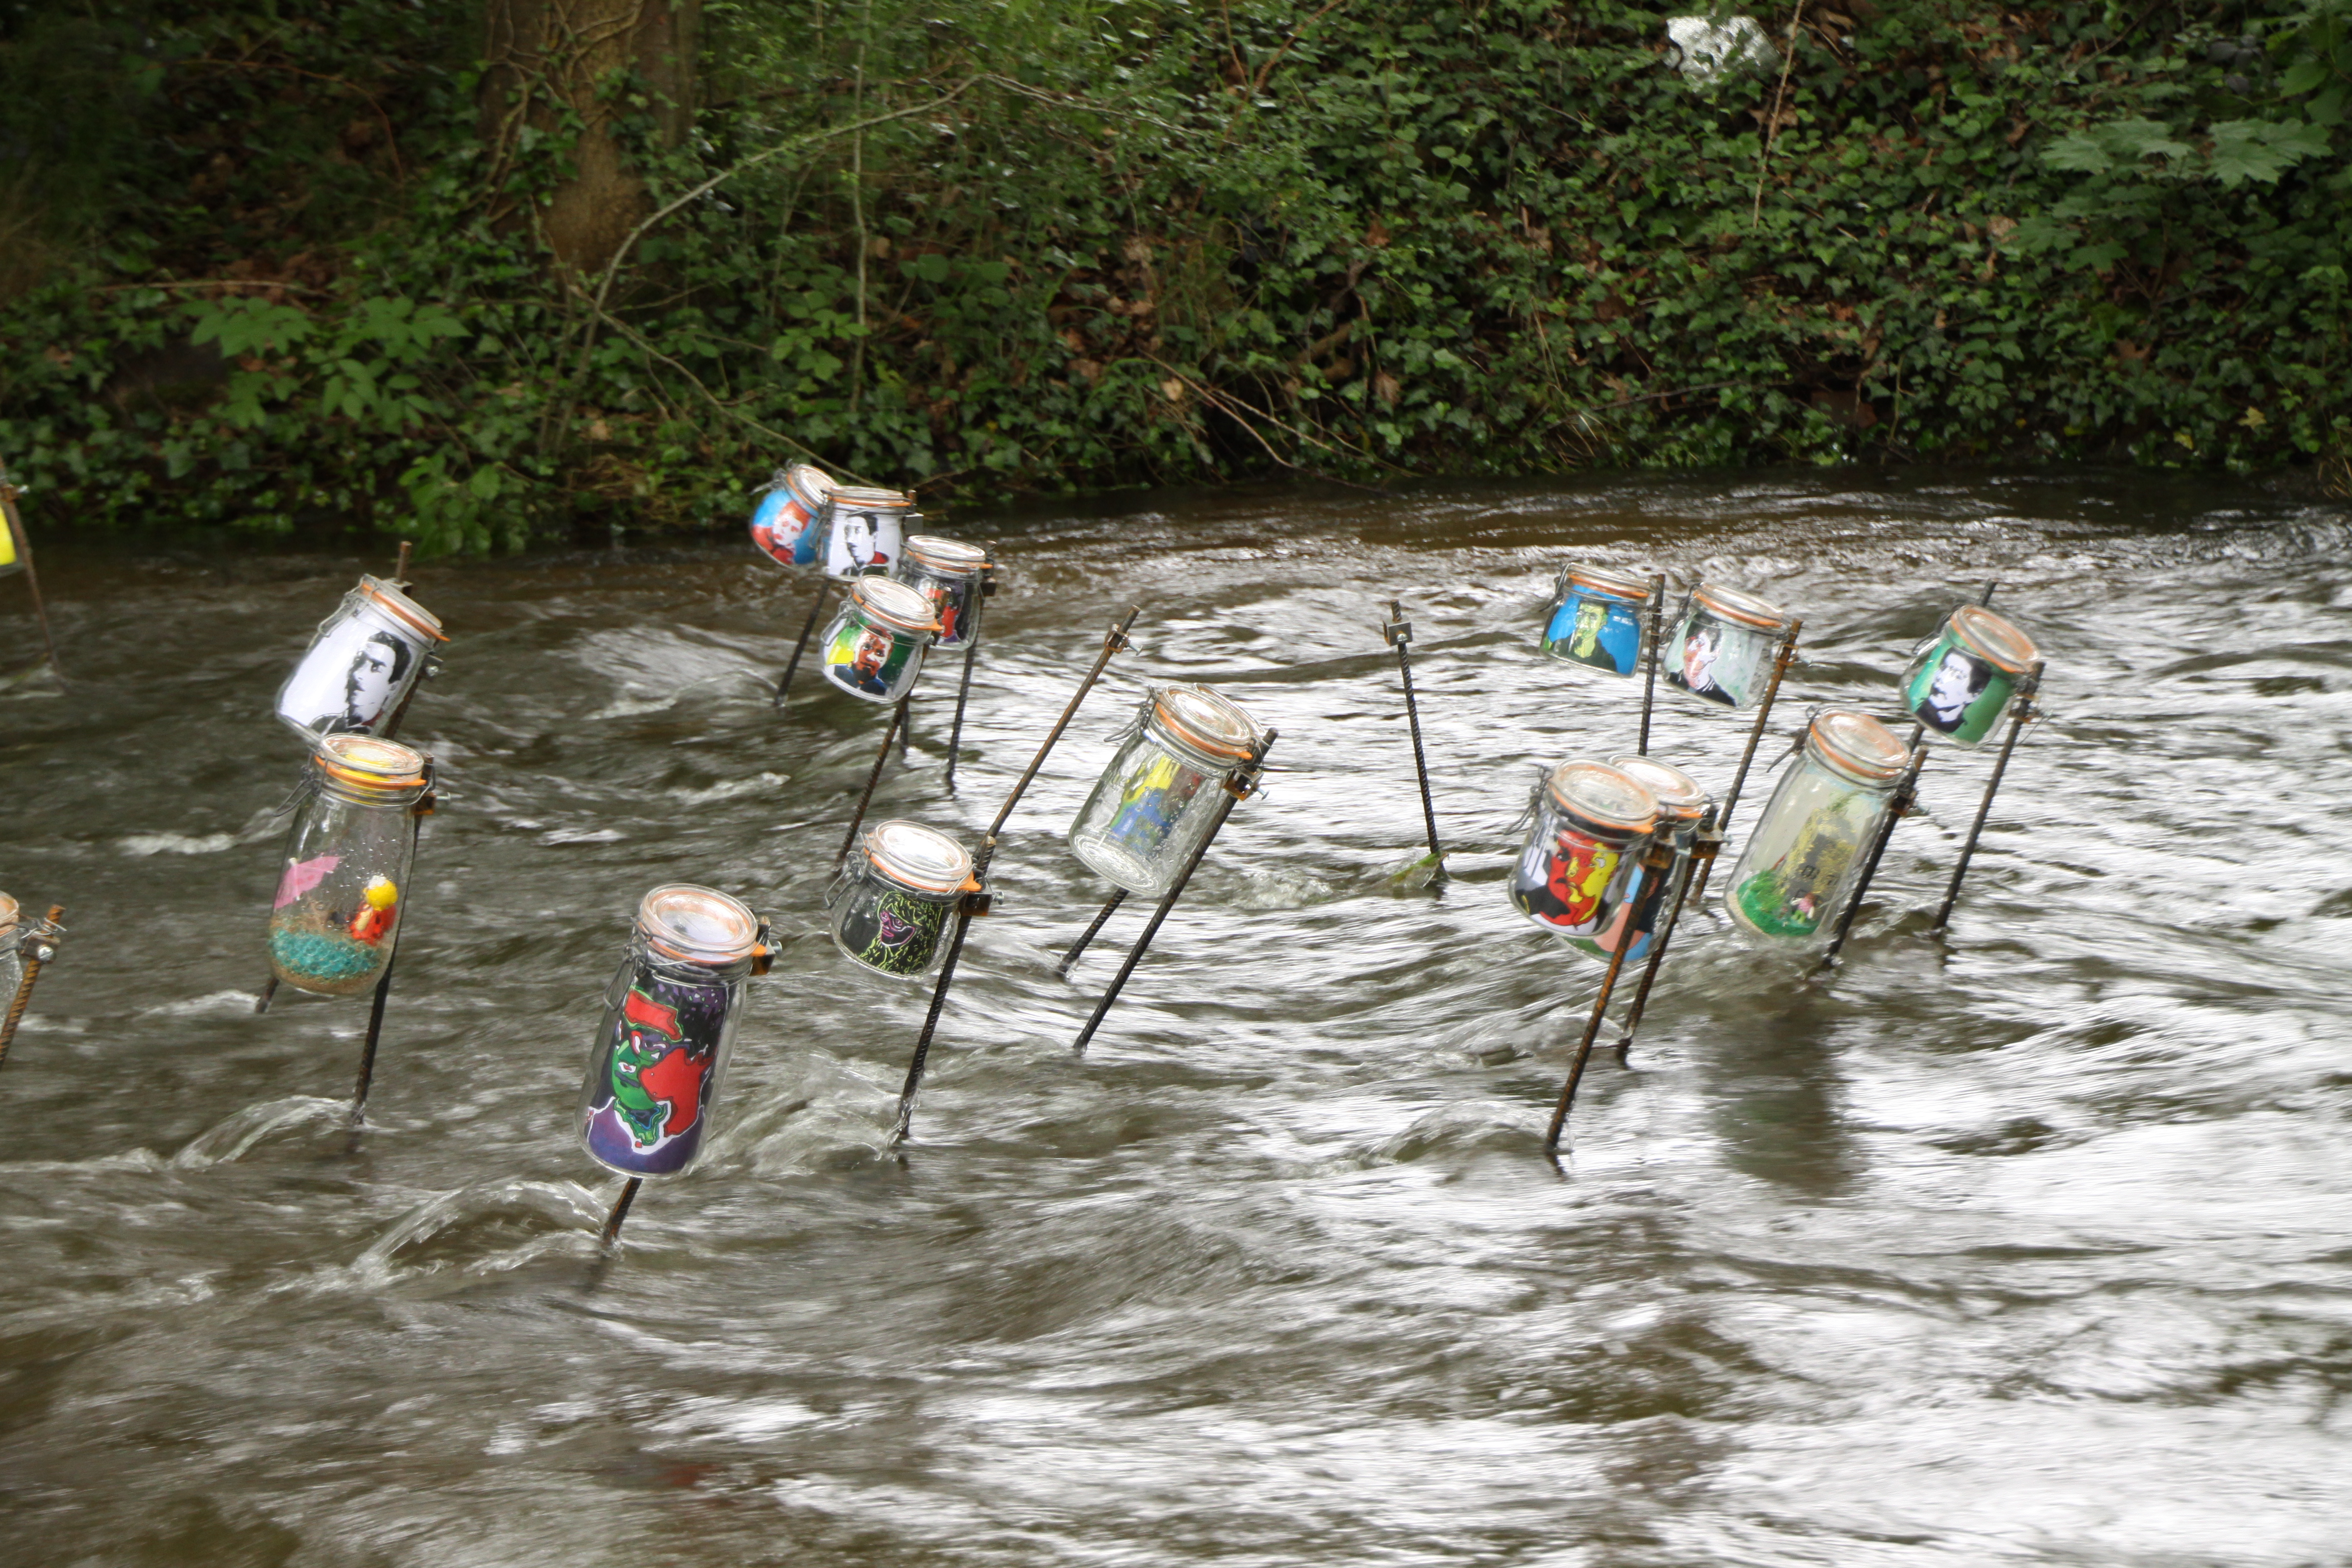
[481,0,702,277]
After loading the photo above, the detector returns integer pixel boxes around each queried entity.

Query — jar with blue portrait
[1664,583,1791,710]
[578,885,764,1178]
[1538,564,1651,676]
[747,463,835,568]
[1508,760,1661,942]
[819,577,941,704]
[1900,605,2039,746]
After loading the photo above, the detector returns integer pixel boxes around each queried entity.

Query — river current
[0,470,2347,1566]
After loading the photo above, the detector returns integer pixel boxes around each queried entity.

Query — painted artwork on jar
[833,883,950,978]
[1514,827,1625,932]
[581,978,731,1176]
[827,620,915,697]
[1899,604,2040,746]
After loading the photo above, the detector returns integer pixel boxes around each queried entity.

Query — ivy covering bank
[0,0,2346,552]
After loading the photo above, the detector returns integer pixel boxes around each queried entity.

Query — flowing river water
[0,470,2347,1566]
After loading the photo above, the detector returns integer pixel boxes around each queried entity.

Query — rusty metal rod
[1931,660,2043,933]
[1607,620,1800,1058]
[0,905,64,1073]
[1545,839,1674,1151]
[890,884,988,1145]
[1384,601,1445,882]
[942,590,987,789]
[1056,887,1127,978]
[834,695,909,872]
[1,485,63,682]
[774,579,835,704]
[1637,572,1666,755]
[600,1177,642,1248]
[988,607,1139,844]
[1819,744,1928,969]
[349,959,395,1125]
[1072,731,1275,1057]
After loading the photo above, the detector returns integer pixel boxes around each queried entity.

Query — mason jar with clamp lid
[266,735,434,997]
[1509,759,1661,940]
[1724,710,1911,940]
[578,884,767,1177]
[893,536,991,648]
[829,820,976,979]
[1067,684,1261,896]
[1665,582,1792,710]
[1539,564,1652,676]
[748,463,836,568]
[1901,604,2040,745]
[274,574,446,744]
[0,892,18,1001]
[819,577,942,703]
[1566,754,1713,961]
[824,486,913,578]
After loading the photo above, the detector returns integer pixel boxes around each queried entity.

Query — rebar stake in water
[1931,660,2043,934]
[835,696,910,873]
[1610,620,1800,1062]
[774,579,835,705]
[1072,730,1275,1058]
[942,562,997,790]
[1636,572,1667,756]
[1818,744,1928,970]
[1057,888,1127,978]
[600,1177,642,1248]
[1,477,64,683]
[1383,601,1446,884]
[890,878,992,1145]
[349,961,395,1126]
[0,905,65,1074]
[1544,839,1673,1152]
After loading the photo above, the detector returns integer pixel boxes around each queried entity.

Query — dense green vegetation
[0,0,2345,552]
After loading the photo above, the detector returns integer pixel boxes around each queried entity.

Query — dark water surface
[2,472,2348,1566]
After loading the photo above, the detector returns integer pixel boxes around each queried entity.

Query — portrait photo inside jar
[1909,643,1998,736]
[748,487,818,567]
[582,979,729,1175]
[1514,825,1622,931]
[828,622,908,695]
[828,510,898,576]
[282,619,414,735]
[1544,592,1641,674]
[1674,615,1732,703]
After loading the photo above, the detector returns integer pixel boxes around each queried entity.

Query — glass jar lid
[637,883,761,966]
[312,734,429,792]
[1691,582,1789,630]
[863,819,974,896]
[849,577,944,634]
[831,486,914,512]
[1948,605,2039,674]
[1609,754,1712,822]
[904,535,989,575]
[782,463,835,505]
[356,574,446,643]
[1562,564,1653,604]
[1808,710,1910,784]
[1152,684,1258,763]
[0,891,16,937]
[1543,760,1661,834]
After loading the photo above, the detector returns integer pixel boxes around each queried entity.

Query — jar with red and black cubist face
[1508,760,1661,944]
[893,536,990,649]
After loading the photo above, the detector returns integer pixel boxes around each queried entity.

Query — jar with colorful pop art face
[824,486,912,578]
[1067,685,1260,896]
[1566,755,1713,962]
[1724,711,1911,941]
[828,821,974,980]
[267,735,432,997]
[1509,760,1661,940]
[1901,605,2039,746]
[747,464,835,568]
[1665,583,1791,710]
[819,578,941,704]
[578,885,763,1177]
[1539,564,1652,676]
[893,536,990,649]
[274,575,445,745]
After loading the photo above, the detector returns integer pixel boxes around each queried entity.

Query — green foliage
[0,0,2348,552]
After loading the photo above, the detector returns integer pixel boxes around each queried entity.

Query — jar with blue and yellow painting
[1067,685,1260,896]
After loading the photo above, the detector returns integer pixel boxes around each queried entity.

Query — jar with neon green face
[1067,685,1260,896]
[266,736,431,997]
[1900,605,2039,746]
[1538,564,1651,676]
[1723,711,1910,941]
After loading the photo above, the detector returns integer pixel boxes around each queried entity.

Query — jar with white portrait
[274,575,445,744]
[824,487,914,579]
[1663,583,1791,710]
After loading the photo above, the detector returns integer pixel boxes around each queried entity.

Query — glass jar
[820,577,941,704]
[1567,756,1713,961]
[748,463,836,568]
[1509,760,1661,939]
[894,536,990,648]
[578,884,762,1177]
[0,892,20,1002]
[828,820,974,980]
[1664,582,1791,709]
[0,506,20,577]
[266,735,432,997]
[1539,564,1651,676]
[1724,711,1911,940]
[1068,684,1260,896]
[824,486,913,578]
[1901,604,2040,745]
[275,574,446,744]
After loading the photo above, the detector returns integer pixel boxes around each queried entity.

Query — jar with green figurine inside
[1723,711,1910,941]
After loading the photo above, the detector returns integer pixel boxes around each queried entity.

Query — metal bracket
[980,559,1001,598]
[1381,615,1412,648]
[1104,625,1131,655]
[751,920,775,976]
[958,888,994,917]
[17,912,63,964]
